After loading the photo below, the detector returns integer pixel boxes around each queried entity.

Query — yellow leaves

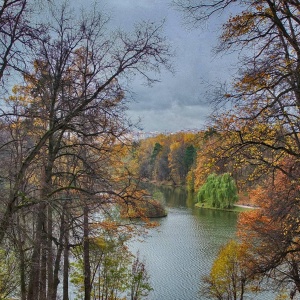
[169,141,180,152]
[90,237,109,250]
[255,4,264,12]
[223,11,255,39]
[97,221,119,232]
[207,239,251,298]
[234,71,272,93]
[183,132,194,142]
[8,84,33,106]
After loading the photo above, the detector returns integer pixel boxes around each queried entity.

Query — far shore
[195,202,259,212]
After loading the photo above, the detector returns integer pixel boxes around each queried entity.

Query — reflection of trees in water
[148,185,189,208]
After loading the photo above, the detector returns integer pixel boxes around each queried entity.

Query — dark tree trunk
[83,205,91,300]
[39,235,47,300]
[47,205,54,300]
[51,211,65,300]
[63,228,69,300]
[19,246,27,300]
[27,204,45,300]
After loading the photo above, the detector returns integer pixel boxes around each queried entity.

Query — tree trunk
[83,205,91,300]
[14,213,27,300]
[39,235,47,300]
[27,204,45,300]
[63,224,69,300]
[19,246,27,300]
[51,211,65,300]
[47,205,54,300]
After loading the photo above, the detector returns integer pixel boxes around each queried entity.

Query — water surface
[129,186,238,300]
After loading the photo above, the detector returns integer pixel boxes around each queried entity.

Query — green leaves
[197,173,238,209]
[70,237,152,300]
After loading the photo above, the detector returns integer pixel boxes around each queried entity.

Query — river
[129,185,276,300]
[128,186,238,300]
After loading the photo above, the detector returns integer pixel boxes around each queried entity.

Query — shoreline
[195,202,258,212]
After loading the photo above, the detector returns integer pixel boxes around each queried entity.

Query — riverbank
[195,202,255,212]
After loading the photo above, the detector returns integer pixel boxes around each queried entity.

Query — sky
[99,0,237,133]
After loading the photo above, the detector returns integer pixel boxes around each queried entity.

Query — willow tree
[197,173,238,209]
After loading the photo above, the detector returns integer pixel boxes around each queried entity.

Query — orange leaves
[248,185,267,207]
[224,11,256,39]
[95,220,119,232]
[234,71,271,93]
[236,158,300,285]
[238,209,270,239]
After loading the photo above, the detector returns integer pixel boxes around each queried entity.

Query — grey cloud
[127,103,211,132]
[99,0,236,132]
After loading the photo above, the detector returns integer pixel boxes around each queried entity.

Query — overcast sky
[100,0,237,133]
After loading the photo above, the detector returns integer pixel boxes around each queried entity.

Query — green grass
[195,202,254,212]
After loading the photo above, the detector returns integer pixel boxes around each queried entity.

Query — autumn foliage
[237,159,300,292]
[174,0,300,297]
[0,1,171,299]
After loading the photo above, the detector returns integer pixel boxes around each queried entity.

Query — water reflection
[129,185,238,300]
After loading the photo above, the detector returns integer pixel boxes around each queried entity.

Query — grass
[195,202,255,212]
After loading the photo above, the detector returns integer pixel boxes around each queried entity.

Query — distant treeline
[130,129,260,200]
[132,132,198,188]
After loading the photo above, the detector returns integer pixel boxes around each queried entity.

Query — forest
[1,0,300,299]
[0,1,170,299]
[130,0,300,297]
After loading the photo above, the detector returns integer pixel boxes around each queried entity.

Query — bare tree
[0,0,43,89]
[0,1,171,299]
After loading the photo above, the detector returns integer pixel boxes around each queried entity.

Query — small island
[121,197,167,219]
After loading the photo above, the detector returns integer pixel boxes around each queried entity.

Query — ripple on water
[128,186,278,300]
[129,206,238,300]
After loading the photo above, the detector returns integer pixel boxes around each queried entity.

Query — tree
[130,253,152,300]
[184,145,196,172]
[151,142,163,164]
[0,0,38,86]
[174,0,300,186]
[168,141,186,184]
[0,248,19,299]
[0,1,171,234]
[202,240,257,300]
[150,141,168,182]
[175,0,300,293]
[192,130,234,191]
[134,132,199,185]
[0,1,171,299]
[237,160,300,296]
[197,173,238,209]
[71,236,152,300]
